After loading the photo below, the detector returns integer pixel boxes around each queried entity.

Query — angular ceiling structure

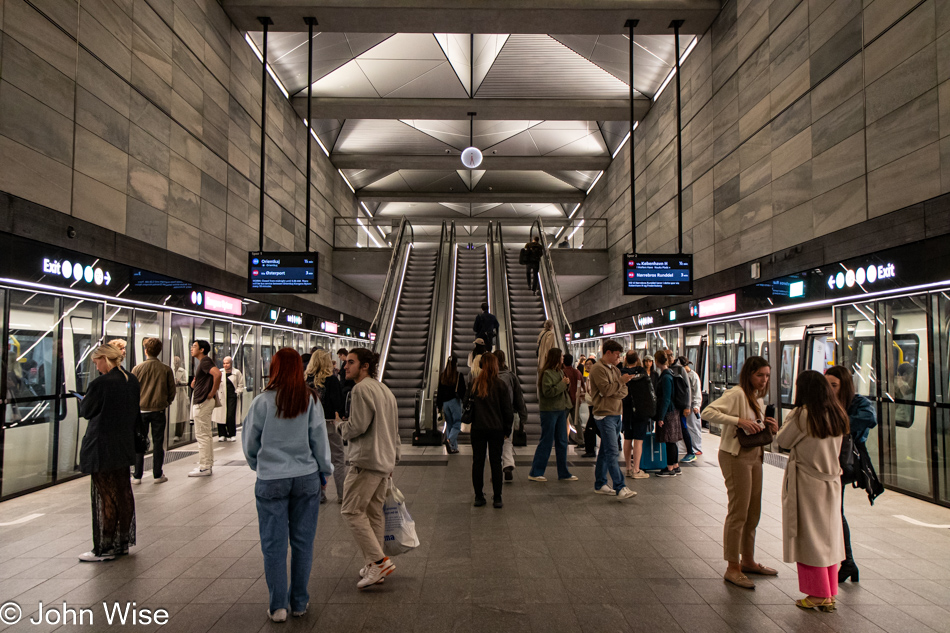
[247,27,697,223]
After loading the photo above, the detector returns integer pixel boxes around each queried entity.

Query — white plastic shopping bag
[382,480,420,556]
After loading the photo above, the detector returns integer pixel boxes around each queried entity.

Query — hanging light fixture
[461,111,482,169]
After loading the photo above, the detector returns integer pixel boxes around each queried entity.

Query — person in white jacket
[213,356,245,442]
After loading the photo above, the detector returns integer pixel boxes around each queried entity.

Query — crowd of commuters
[73,317,872,615]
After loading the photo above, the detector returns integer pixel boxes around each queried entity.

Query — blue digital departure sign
[248,252,318,293]
[623,254,693,295]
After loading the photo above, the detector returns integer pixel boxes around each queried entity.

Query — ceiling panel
[597,120,631,157]
[399,119,543,151]
[333,120,456,154]
[435,33,472,95]
[476,34,628,99]
[342,168,397,190]
[383,62,468,98]
[473,171,580,193]
[312,60,379,97]
[544,170,600,190]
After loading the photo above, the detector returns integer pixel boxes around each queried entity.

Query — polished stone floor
[2,432,950,633]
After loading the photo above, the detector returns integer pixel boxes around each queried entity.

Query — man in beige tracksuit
[337,349,401,589]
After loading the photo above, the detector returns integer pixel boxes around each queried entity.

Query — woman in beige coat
[701,356,778,589]
[776,370,849,612]
[536,320,555,373]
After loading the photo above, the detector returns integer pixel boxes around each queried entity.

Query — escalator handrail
[489,223,517,377]
[531,218,573,344]
[369,217,412,340]
[418,220,452,433]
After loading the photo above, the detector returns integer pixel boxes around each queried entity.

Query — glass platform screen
[623,254,693,295]
[248,252,318,293]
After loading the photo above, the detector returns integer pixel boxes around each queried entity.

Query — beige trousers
[718,446,763,563]
[193,398,216,470]
[342,467,389,564]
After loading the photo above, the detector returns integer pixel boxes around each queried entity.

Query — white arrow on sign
[104,271,111,285]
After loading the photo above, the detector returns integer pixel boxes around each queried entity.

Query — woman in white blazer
[776,370,849,612]
[701,356,778,589]
[213,356,245,441]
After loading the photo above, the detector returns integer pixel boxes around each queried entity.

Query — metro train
[1,286,365,500]
[570,243,950,507]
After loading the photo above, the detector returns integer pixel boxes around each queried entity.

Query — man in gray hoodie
[337,348,401,589]
[494,350,528,482]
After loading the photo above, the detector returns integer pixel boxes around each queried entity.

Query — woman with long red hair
[468,352,514,508]
[243,347,332,622]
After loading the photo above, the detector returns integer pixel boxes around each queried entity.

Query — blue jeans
[443,398,462,450]
[530,410,572,479]
[255,471,322,613]
[595,415,625,492]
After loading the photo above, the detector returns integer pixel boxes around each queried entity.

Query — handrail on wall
[416,220,452,441]
[372,217,413,380]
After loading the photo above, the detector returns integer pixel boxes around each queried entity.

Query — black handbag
[512,425,527,447]
[839,433,860,484]
[460,394,473,432]
[134,413,149,454]
[852,441,885,505]
[736,424,773,448]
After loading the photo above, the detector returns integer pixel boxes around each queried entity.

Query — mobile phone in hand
[765,404,775,418]
[71,391,84,401]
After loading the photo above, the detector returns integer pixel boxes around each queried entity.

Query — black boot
[838,559,859,583]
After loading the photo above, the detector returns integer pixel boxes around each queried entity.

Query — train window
[6,292,58,404]
[881,296,928,429]
[103,306,131,368]
[778,342,801,406]
[133,309,163,364]
[809,335,835,372]
[59,300,103,478]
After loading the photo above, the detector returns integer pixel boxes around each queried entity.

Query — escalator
[452,245,488,385]
[380,248,438,440]
[504,247,544,441]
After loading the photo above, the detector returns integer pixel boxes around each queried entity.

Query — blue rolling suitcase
[640,430,667,471]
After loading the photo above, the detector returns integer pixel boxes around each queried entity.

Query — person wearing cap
[468,338,489,385]
[676,356,703,461]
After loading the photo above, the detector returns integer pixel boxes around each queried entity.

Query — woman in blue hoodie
[244,348,333,622]
[824,366,876,584]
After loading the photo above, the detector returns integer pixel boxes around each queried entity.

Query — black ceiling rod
[258,16,273,252]
[625,19,638,255]
[470,34,475,98]
[304,17,317,253]
[671,19,684,255]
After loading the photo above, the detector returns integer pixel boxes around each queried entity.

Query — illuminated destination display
[248,252,317,293]
[624,254,693,295]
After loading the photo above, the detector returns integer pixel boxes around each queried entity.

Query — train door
[103,305,132,369]
[168,313,193,447]
[837,297,933,500]
[684,329,707,401]
[934,292,950,505]
[706,317,770,434]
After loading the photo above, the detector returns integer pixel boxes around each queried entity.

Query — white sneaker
[357,557,395,589]
[527,475,547,482]
[154,475,168,484]
[292,603,308,617]
[131,478,142,485]
[188,468,212,477]
[595,485,614,495]
[268,609,287,622]
[228,437,237,442]
[359,565,384,583]
[78,551,115,562]
[217,437,225,442]
[617,487,637,500]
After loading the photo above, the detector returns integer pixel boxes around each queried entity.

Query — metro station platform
[1,434,950,633]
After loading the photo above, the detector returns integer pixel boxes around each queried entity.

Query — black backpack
[669,369,691,410]
[519,248,529,265]
[629,374,656,419]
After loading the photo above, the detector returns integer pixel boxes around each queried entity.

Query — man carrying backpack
[669,357,697,463]
[520,236,544,295]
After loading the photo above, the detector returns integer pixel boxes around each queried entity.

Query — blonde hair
[92,344,124,370]
[305,349,333,388]
[108,339,127,358]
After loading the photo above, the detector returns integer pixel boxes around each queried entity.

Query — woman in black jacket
[469,353,514,508]
[437,356,466,454]
[78,343,140,562]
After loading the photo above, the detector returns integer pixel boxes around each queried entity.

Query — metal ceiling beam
[222,1,720,35]
[357,191,586,203]
[332,155,611,170]
[292,97,651,121]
